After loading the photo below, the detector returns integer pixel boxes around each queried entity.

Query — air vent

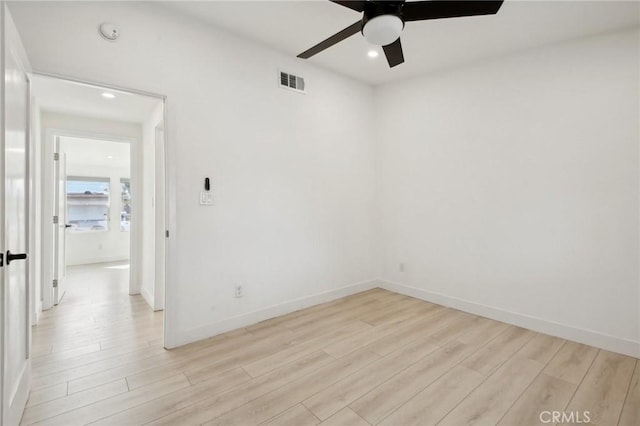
[279,71,305,93]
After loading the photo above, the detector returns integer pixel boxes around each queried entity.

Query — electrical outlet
[399,263,405,273]
[234,285,244,298]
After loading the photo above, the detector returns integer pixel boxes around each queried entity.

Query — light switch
[200,192,214,205]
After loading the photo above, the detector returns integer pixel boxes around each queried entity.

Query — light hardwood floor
[24,264,639,426]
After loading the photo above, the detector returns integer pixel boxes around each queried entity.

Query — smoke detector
[98,23,119,41]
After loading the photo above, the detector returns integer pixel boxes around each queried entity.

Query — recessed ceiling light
[102,92,116,99]
[367,50,379,58]
[107,155,114,159]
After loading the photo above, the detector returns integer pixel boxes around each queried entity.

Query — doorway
[45,133,137,306]
[30,74,167,344]
[56,136,133,305]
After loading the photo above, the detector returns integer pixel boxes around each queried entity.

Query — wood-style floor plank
[303,336,440,420]
[461,326,536,375]
[22,379,129,425]
[35,374,190,426]
[242,320,372,378]
[350,340,475,424]
[517,334,566,365]
[565,350,636,426]
[92,368,251,425]
[318,408,369,426]
[618,360,639,426]
[363,308,459,357]
[146,350,341,426]
[543,340,599,385]
[24,383,67,408]
[497,373,576,426]
[202,348,381,426]
[439,356,544,425]
[378,365,484,426]
[262,404,320,426]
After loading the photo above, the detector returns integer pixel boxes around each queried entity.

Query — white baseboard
[380,280,640,358]
[166,279,381,348]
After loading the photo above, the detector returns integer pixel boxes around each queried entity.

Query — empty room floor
[25,272,638,426]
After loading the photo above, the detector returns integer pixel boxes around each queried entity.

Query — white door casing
[53,145,67,304]
[40,128,138,308]
[154,124,166,311]
[1,4,32,424]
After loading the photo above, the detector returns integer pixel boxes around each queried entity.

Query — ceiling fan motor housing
[361,1,405,46]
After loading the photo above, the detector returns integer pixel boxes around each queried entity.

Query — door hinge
[53,215,59,224]
[52,279,58,288]
[53,152,59,161]
[165,230,169,238]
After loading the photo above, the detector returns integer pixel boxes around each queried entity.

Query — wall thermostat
[200,177,214,205]
[99,23,120,41]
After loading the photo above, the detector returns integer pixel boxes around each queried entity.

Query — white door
[2,5,32,424]
[53,144,67,305]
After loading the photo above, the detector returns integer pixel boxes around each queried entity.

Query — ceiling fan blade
[402,1,504,22]
[330,1,367,12]
[382,38,404,68]
[297,20,362,59]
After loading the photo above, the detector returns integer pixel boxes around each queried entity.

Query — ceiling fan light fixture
[362,14,403,46]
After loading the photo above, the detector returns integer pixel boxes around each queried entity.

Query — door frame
[153,122,166,311]
[41,129,138,307]
[31,72,172,347]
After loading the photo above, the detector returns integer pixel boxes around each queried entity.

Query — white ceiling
[32,75,162,123]
[163,0,640,85]
[61,136,130,170]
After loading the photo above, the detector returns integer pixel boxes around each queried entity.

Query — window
[120,178,131,232]
[66,177,110,232]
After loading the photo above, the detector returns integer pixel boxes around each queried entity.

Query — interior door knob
[6,250,28,265]
[65,224,72,229]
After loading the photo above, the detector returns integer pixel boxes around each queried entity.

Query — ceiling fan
[297,1,504,68]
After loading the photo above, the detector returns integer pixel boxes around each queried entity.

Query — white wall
[11,2,377,347]
[41,112,143,142]
[375,29,640,357]
[61,137,131,266]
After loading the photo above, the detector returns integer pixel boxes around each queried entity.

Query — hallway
[26,263,163,422]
